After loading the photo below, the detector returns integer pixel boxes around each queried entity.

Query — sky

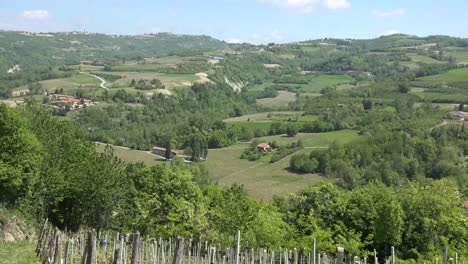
[0,0,467,44]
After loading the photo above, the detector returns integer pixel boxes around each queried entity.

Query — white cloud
[371,8,405,17]
[20,10,49,20]
[380,29,400,36]
[258,0,350,13]
[226,38,242,44]
[322,0,351,10]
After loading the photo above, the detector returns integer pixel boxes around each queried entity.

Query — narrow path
[80,72,109,90]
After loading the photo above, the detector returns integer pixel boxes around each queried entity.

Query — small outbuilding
[256,143,271,152]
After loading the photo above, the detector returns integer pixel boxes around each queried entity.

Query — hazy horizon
[1,0,468,44]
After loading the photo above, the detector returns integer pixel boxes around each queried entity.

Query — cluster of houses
[50,94,93,109]
[451,111,468,121]
[152,146,192,162]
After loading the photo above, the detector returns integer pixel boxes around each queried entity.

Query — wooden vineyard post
[53,233,60,264]
[81,229,96,264]
[131,232,140,264]
[444,246,448,264]
[336,247,344,264]
[113,247,121,264]
[279,247,282,264]
[173,237,185,264]
[188,239,192,264]
[313,238,316,264]
[35,218,48,256]
[236,231,241,264]
[64,237,70,264]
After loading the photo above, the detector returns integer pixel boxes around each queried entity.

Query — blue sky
[0,0,467,43]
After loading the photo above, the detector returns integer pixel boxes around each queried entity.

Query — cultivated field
[299,74,354,93]
[257,91,296,108]
[224,112,319,131]
[95,143,165,166]
[408,54,444,64]
[418,68,468,82]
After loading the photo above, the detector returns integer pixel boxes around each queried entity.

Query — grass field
[0,241,39,264]
[418,68,468,82]
[446,50,468,63]
[95,143,165,166]
[256,130,360,148]
[300,74,354,93]
[94,130,359,200]
[207,145,323,200]
[413,92,468,104]
[408,54,445,64]
[224,112,319,131]
[64,74,101,85]
[257,91,296,108]
[109,72,199,90]
[207,130,359,200]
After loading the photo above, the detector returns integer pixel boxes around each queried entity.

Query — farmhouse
[152,146,183,157]
[451,111,468,121]
[257,143,271,152]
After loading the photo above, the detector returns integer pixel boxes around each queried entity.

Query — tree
[0,104,43,205]
[103,65,112,72]
[118,165,205,237]
[458,103,465,111]
[286,124,299,137]
[164,139,173,160]
[362,99,373,110]
[398,83,410,93]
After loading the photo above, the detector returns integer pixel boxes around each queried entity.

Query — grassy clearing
[227,121,273,131]
[63,74,101,85]
[111,64,165,72]
[95,143,165,166]
[300,74,354,93]
[206,145,323,200]
[418,68,468,82]
[207,130,359,200]
[408,54,444,64]
[446,50,468,63]
[225,112,318,131]
[110,72,199,90]
[0,241,39,264]
[414,92,468,104]
[70,65,104,71]
[432,103,459,111]
[257,91,296,108]
[256,130,360,148]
